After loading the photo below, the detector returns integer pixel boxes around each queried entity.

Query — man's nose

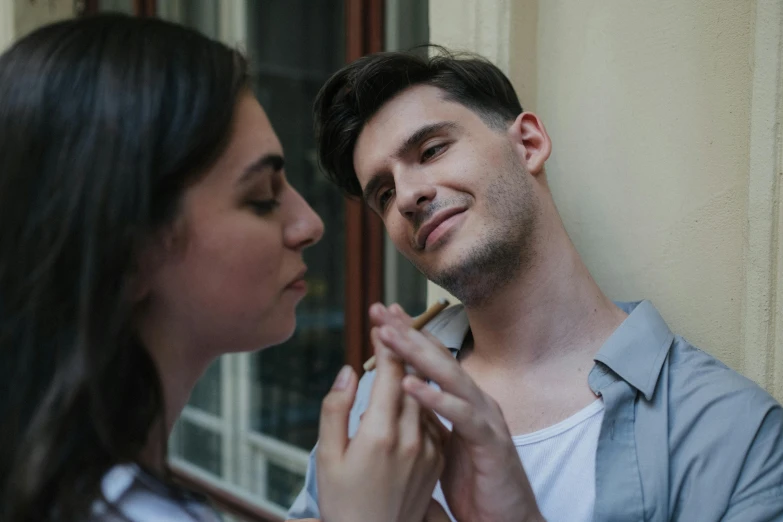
[395,177,436,220]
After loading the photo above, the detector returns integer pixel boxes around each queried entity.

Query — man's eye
[378,188,395,210]
[421,143,446,162]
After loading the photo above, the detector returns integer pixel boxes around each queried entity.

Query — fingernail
[402,375,421,392]
[379,325,397,342]
[332,365,352,390]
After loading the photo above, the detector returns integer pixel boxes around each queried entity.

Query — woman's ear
[130,217,189,303]
[129,244,156,304]
[507,112,552,176]
[129,229,177,304]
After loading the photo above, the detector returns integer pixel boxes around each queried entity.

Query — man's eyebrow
[362,121,460,205]
[237,153,285,184]
[393,121,459,159]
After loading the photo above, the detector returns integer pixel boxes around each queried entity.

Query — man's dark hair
[314,46,524,197]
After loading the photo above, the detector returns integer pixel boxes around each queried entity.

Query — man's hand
[315,326,445,522]
[371,303,545,522]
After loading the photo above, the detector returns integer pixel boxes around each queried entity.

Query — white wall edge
[742,0,783,395]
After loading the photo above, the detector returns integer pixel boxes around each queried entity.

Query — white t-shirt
[433,399,604,522]
[91,464,221,521]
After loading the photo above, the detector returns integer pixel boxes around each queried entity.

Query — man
[288,48,783,521]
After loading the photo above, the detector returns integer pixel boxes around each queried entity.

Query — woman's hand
[316,326,446,522]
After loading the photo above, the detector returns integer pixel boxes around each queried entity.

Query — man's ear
[508,112,552,176]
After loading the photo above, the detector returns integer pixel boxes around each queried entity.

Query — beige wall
[0,0,75,52]
[429,0,783,399]
[0,2,15,50]
[14,0,74,39]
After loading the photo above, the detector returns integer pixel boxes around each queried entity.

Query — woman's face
[138,92,324,358]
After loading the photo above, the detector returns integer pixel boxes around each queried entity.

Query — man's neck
[461,226,626,377]
[457,226,626,434]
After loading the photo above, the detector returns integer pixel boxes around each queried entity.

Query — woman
[0,15,446,522]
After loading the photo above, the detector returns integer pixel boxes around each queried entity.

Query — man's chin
[421,264,469,300]
[422,245,522,307]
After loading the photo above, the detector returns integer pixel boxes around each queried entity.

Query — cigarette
[363,298,450,372]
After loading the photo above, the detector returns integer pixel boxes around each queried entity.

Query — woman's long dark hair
[0,14,248,521]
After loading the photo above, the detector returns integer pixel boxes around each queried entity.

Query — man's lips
[415,207,466,249]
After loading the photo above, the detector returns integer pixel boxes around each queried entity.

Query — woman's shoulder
[91,464,221,522]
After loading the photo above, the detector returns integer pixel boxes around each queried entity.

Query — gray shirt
[287,301,783,521]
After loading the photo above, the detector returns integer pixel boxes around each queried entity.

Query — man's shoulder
[666,335,778,411]
[663,335,781,451]
[612,300,778,416]
[660,337,783,517]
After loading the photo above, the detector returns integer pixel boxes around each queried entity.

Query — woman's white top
[91,464,221,521]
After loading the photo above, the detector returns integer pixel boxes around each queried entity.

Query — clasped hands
[293,303,544,522]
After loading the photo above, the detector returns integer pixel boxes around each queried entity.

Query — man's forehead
[365,84,454,130]
[353,85,465,170]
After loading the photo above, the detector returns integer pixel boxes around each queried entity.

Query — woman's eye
[421,143,446,162]
[249,199,280,215]
[378,188,395,210]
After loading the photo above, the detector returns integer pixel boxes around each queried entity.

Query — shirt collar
[592,300,674,400]
[429,300,674,400]
[423,304,471,353]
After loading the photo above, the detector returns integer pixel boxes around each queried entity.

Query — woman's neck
[136,320,215,470]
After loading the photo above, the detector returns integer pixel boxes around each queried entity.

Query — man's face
[353,85,540,306]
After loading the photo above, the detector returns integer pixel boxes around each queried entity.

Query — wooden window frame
[78,0,153,16]
[344,0,386,375]
[77,1,386,520]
